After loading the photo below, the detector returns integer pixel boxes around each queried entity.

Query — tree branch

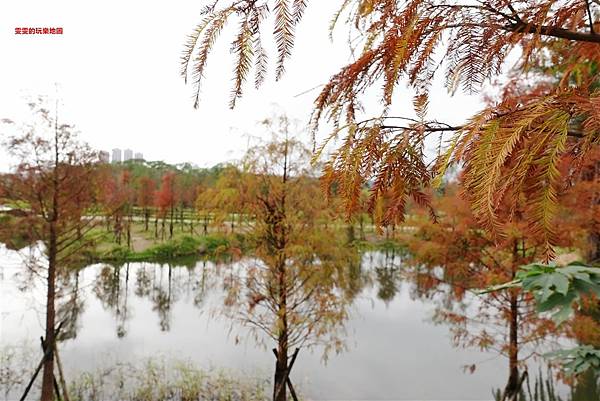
[504,20,600,43]
[380,125,462,132]
[430,20,600,43]
[584,0,597,35]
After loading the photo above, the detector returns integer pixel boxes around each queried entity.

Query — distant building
[99,151,110,163]
[134,152,144,160]
[111,148,122,163]
[123,149,133,162]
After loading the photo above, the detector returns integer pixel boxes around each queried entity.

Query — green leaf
[550,303,573,324]
[537,291,574,312]
[553,272,570,295]
[483,262,600,324]
[573,279,600,297]
[545,346,600,376]
[524,271,569,303]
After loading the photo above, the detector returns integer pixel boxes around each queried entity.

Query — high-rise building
[99,151,110,163]
[134,152,144,160]
[124,149,133,162]
[111,148,122,163]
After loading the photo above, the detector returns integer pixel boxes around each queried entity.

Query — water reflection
[57,270,85,342]
[371,249,404,305]
[1,246,595,400]
[94,264,130,337]
[93,262,215,336]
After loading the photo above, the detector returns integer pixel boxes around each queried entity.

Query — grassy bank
[0,214,406,264]
[353,238,408,252]
[92,233,247,263]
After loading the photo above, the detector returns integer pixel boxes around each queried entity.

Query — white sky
[0,0,486,172]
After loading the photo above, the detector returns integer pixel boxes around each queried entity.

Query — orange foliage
[403,183,564,373]
[183,0,600,257]
[156,172,176,215]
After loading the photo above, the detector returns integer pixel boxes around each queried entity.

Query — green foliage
[354,238,406,253]
[0,214,32,250]
[149,236,201,259]
[98,235,237,262]
[546,346,600,377]
[103,245,134,260]
[484,263,600,324]
[200,234,234,254]
[517,263,600,324]
[485,262,600,379]
[114,159,224,183]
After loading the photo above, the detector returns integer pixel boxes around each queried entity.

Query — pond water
[0,244,578,401]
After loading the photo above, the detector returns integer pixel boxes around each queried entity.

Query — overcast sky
[0,0,486,172]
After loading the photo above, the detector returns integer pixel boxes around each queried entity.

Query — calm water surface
[0,244,568,400]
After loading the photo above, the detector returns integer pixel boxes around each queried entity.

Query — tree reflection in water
[91,258,224,336]
[372,248,405,306]
[57,269,85,341]
[94,263,131,337]
[41,253,596,400]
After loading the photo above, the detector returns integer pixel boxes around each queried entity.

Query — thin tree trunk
[272,349,299,401]
[502,291,520,401]
[503,240,521,401]
[115,213,122,245]
[126,213,132,250]
[359,216,365,240]
[273,344,288,401]
[588,231,600,263]
[274,203,288,401]
[42,121,60,401]
[41,214,57,400]
[40,243,56,401]
[169,205,174,239]
[272,136,291,401]
[346,224,355,243]
[54,343,70,401]
[274,263,288,401]
[586,163,600,263]
[76,214,81,239]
